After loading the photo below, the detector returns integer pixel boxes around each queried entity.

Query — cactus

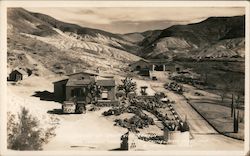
[233,108,239,133]
[231,94,234,117]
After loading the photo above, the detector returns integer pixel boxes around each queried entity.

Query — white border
[0,1,249,156]
[1,0,250,7]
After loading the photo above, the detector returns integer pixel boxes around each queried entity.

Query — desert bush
[178,121,190,132]
[7,107,56,150]
[116,90,126,98]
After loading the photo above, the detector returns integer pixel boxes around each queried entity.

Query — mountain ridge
[7,8,245,75]
[137,15,245,59]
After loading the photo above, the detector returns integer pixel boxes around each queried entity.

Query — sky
[25,7,245,34]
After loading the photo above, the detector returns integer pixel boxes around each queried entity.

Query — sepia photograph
[0,1,249,155]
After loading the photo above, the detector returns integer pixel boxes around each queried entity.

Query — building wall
[9,71,19,81]
[65,86,92,103]
[66,86,74,101]
[130,60,151,71]
[98,86,116,101]
[131,60,184,73]
[54,79,68,102]
[109,86,116,100]
[168,131,190,146]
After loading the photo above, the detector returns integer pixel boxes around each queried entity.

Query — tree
[230,74,244,108]
[88,82,101,104]
[118,77,137,97]
[219,85,228,103]
[217,72,230,103]
[7,107,56,150]
[226,73,244,125]
[228,74,243,133]
[195,62,210,85]
[218,72,244,108]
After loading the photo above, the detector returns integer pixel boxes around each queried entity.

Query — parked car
[62,101,76,114]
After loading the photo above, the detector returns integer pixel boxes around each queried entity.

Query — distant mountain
[7,8,245,75]
[138,15,245,59]
[120,32,145,43]
[7,8,140,75]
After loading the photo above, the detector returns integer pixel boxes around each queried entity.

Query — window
[71,88,86,97]
[176,67,180,72]
[135,65,141,71]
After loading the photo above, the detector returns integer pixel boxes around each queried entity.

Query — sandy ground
[7,74,244,151]
[43,109,128,150]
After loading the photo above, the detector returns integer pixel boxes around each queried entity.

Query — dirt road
[152,83,217,134]
[150,82,243,150]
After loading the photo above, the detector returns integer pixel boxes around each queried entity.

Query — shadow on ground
[70,145,96,149]
[109,147,125,151]
[47,109,64,115]
[32,90,55,101]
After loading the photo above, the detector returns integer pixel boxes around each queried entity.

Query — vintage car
[62,101,76,114]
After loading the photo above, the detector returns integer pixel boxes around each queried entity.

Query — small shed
[8,68,28,82]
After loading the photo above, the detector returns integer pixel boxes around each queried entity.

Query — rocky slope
[139,16,245,59]
[7,8,140,75]
[120,32,145,43]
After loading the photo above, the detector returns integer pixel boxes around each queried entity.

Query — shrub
[178,121,190,132]
[7,107,56,150]
[116,90,126,98]
[118,77,137,97]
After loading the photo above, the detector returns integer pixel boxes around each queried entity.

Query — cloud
[24,7,245,33]
[76,9,95,15]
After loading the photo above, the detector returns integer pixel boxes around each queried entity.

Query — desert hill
[7,8,245,76]
[7,8,141,76]
[138,16,245,59]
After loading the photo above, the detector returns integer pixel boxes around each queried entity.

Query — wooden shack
[8,68,28,82]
